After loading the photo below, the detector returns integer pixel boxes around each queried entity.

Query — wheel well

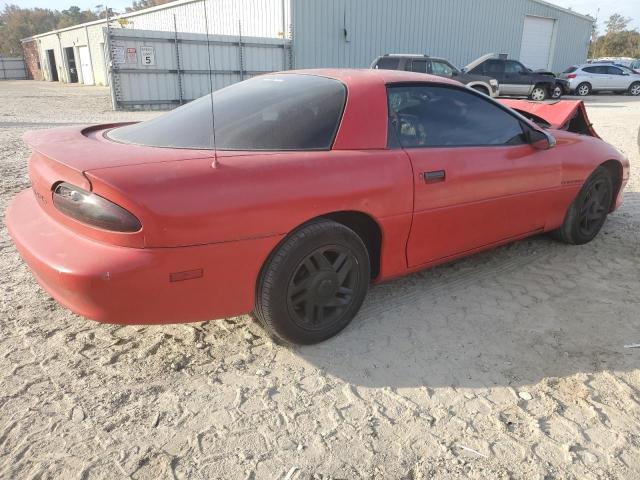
[600,160,623,211]
[470,84,489,95]
[321,211,382,279]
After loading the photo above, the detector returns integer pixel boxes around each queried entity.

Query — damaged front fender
[498,99,599,138]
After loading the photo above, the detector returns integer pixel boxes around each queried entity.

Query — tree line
[0,2,172,56]
[589,14,640,59]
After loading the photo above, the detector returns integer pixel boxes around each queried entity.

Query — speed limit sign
[140,46,156,66]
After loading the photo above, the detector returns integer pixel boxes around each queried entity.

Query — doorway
[64,47,78,83]
[46,49,58,81]
[78,46,94,85]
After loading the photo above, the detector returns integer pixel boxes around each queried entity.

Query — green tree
[0,5,58,56]
[57,6,99,29]
[0,4,106,56]
[589,13,639,58]
[605,13,631,34]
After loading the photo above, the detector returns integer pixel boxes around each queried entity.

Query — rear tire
[552,167,613,245]
[530,85,548,101]
[575,82,591,96]
[255,219,370,344]
[629,82,640,96]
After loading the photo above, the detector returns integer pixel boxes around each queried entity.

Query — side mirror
[452,71,458,77]
[526,126,555,150]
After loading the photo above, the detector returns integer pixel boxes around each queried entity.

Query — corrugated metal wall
[0,57,27,80]
[292,0,592,73]
[109,28,290,110]
[30,0,290,87]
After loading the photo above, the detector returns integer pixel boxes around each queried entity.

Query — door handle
[422,170,446,182]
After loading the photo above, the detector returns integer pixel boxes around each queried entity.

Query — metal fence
[107,26,291,110]
[0,57,27,80]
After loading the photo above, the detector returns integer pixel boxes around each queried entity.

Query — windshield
[107,74,347,151]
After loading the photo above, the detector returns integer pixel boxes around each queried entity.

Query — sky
[1,0,639,31]
[553,0,640,31]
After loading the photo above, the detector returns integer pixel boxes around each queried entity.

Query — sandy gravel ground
[1,80,639,479]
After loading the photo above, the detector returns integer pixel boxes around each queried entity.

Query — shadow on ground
[293,192,640,389]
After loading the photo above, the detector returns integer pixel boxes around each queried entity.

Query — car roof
[269,68,462,88]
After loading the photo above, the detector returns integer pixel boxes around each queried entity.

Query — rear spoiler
[498,99,599,138]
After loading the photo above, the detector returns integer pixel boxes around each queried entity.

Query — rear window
[108,74,346,151]
[563,66,577,73]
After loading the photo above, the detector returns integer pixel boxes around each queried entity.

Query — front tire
[575,82,591,96]
[255,220,370,344]
[530,85,548,101]
[629,82,640,96]
[553,167,613,245]
[551,84,563,99]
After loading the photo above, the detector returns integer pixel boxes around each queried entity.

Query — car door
[606,66,628,89]
[387,84,561,267]
[504,60,532,95]
[582,66,606,89]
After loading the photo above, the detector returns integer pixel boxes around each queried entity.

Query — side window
[374,57,401,70]
[411,60,428,73]
[505,61,525,74]
[607,66,623,75]
[430,61,454,77]
[583,66,602,74]
[484,60,505,76]
[387,85,525,148]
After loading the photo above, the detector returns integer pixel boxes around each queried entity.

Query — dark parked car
[530,69,570,99]
[463,53,561,101]
[371,54,499,97]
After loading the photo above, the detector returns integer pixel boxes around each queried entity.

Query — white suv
[561,64,640,96]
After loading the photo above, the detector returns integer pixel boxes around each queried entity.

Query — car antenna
[203,0,219,168]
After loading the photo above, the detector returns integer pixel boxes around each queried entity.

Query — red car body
[6,69,629,325]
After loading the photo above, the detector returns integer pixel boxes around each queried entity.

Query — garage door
[519,16,555,70]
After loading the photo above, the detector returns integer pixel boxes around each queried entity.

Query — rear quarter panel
[86,149,414,251]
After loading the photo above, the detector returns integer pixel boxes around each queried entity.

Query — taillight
[52,182,141,232]
[567,73,577,79]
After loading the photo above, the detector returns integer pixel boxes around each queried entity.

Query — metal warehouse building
[22,0,593,108]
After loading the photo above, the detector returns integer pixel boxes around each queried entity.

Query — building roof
[22,0,202,42]
[531,0,594,22]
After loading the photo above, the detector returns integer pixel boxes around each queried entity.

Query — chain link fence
[0,57,28,80]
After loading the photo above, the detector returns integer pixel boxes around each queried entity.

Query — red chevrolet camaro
[7,69,629,344]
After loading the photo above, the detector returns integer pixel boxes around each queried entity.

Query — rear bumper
[6,189,281,324]
[556,80,570,94]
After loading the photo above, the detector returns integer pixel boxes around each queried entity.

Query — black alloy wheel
[552,166,613,245]
[255,219,370,344]
[287,245,359,331]
[577,177,610,238]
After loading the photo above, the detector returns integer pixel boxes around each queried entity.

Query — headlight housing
[52,182,141,232]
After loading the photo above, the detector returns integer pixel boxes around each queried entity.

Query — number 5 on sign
[140,46,156,66]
